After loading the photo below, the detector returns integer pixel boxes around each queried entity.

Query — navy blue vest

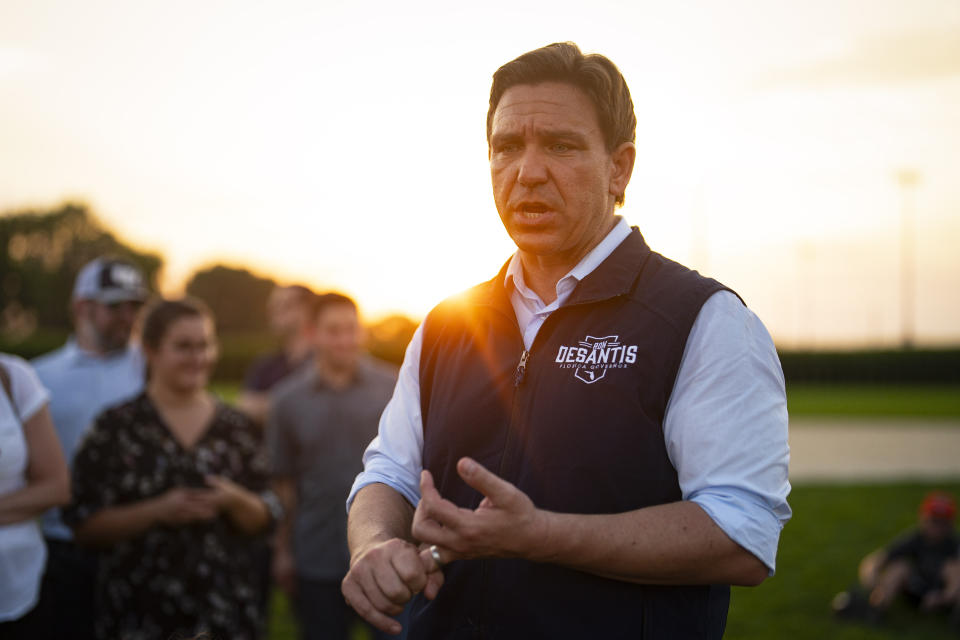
[413,229,736,639]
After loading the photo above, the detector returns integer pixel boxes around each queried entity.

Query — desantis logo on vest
[555,335,638,384]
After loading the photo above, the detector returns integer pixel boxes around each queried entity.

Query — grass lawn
[726,481,960,640]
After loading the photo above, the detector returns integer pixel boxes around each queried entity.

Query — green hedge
[778,348,960,384]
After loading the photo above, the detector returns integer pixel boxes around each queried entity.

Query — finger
[418,470,447,507]
[185,501,219,519]
[390,547,428,595]
[186,488,220,501]
[416,472,469,527]
[371,558,415,607]
[350,556,405,617]
[411,516,460,551]
[457,457,516,505]
[342,576,403,636]
[423,568,445,600]
[204,476,230,494]
[418,545,451,572]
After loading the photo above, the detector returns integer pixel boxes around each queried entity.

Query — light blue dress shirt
[349,217,792,574]
[32,340,146,540]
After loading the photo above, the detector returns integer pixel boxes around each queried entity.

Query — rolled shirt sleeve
[346,324,425,512]
[665,290,792,575]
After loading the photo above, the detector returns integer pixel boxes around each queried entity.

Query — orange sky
[1,0,958,347]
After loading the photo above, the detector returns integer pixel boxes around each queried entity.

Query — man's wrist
[526,508,560,563]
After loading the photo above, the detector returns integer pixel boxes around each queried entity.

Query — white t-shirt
[0,353,51,621]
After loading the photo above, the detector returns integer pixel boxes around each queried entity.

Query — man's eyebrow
[539,128,589,142]
[490,132,522,145]
[490,129,591,145]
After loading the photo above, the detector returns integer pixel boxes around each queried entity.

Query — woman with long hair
[65,298,277,640]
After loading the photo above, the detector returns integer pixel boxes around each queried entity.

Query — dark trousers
[0,603,42,640]
[295,577,407,640]
[35,539,99,640]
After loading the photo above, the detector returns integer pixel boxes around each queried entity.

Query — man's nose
[117,302,141,324]
[516,148,548,187]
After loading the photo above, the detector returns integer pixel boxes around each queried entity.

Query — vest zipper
[482,347,529,637]
[513,349,530,387]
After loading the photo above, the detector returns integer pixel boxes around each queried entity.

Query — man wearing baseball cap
[31,256,150,640]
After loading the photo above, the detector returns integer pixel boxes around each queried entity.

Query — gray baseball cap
[72,257,149,304]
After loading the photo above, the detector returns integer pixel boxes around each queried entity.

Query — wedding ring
[429,544,444,569]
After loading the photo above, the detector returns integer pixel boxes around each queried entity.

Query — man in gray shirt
[268,292,397,640]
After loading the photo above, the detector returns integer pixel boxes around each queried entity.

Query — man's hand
[341,538,442,635]
[411,457,547,564]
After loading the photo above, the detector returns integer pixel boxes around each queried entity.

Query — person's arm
[0,404,70,525]
[342,326,439,635]
[73,487,219,547]
[414,459,768,586]
[271,476,298,595]
[74,478,270,546]
[343,483,440,636]
[662,291,791,575]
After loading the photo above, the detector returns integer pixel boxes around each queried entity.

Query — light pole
[897,169,919,349]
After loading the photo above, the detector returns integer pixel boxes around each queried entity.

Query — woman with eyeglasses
[64,298,278,640]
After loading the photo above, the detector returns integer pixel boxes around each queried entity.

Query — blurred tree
[185,265,276,333]
[366,314,419,366]
[0,202,162,337]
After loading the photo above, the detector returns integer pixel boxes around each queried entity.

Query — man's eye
[550,143,571,152]
[496,143,520,154]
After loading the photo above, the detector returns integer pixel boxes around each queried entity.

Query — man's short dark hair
[281,284,316,307]
[314,292,357,320]
[487,42,637,206]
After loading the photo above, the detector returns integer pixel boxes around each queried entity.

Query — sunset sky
[2,0,958,347]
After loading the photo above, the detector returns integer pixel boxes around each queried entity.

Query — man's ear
[608,141,637,201]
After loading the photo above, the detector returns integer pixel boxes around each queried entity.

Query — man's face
[920,515,955,543]
[80,299,141,353]
[489,82,634,269]
[268,287,311,338]
[314,304,363,371]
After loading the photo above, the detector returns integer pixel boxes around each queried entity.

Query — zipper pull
[514,349,530,387]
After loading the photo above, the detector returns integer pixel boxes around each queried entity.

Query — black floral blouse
[64,392,272,640]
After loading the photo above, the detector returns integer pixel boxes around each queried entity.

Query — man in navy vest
[342,42,791,639]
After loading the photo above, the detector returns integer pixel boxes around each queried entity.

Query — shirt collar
[63,337,137,364]
[504,216,633,304]
[308,358,367,390]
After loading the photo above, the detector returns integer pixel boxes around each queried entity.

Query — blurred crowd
[1,256,398,639]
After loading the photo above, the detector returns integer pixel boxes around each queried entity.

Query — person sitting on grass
[834,490,959,626]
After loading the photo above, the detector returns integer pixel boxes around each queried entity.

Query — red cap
[919,491,957,521]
